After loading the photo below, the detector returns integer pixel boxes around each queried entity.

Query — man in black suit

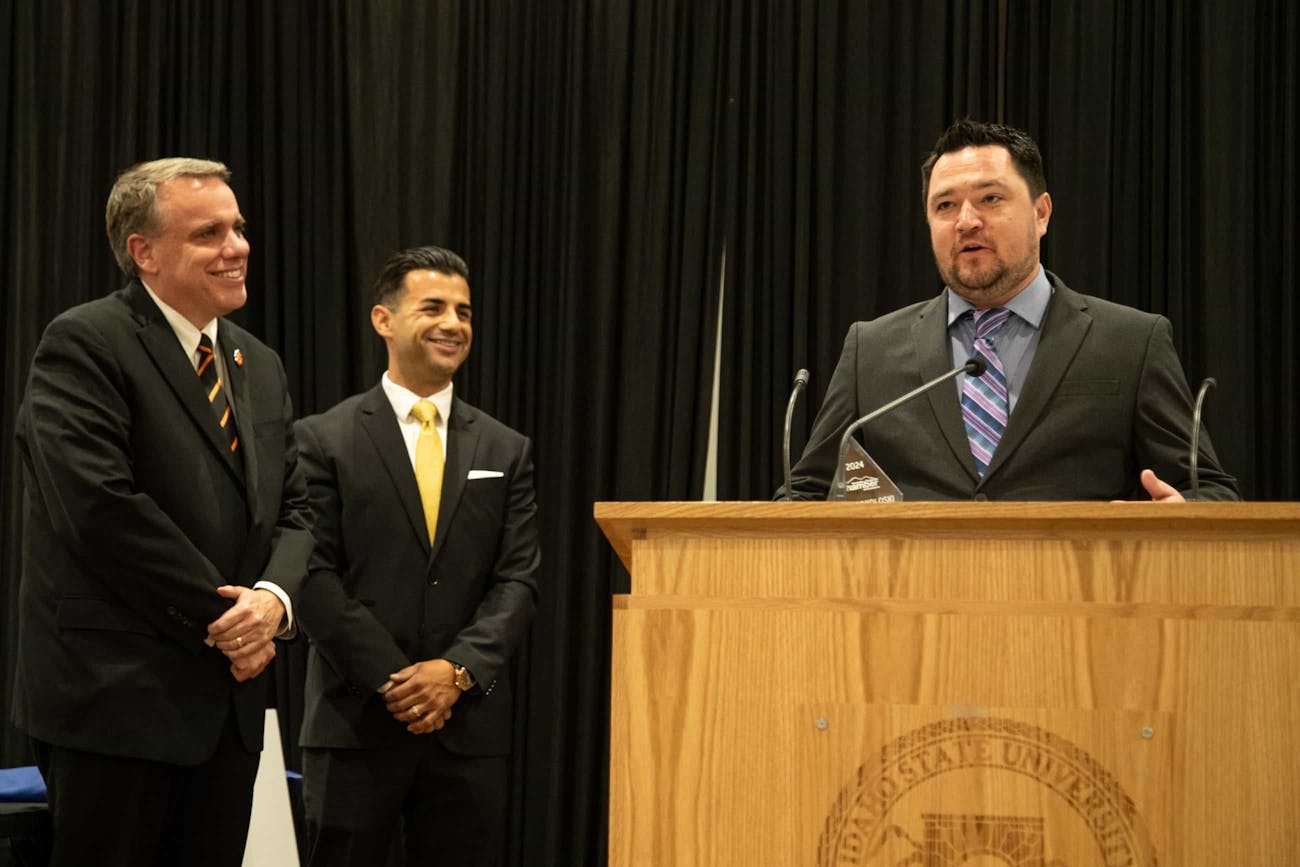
[13,158,313,865]
[295,245,541,867]
[787,120,1238,501]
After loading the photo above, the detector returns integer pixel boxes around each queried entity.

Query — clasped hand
[383,659,461,735]
[206,586,285,682]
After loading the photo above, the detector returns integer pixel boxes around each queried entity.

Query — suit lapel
[429,398,478,565]
[982,276,1092,482]
[358,386,431,554]
[914,294,980,482]
[128,283,246,488]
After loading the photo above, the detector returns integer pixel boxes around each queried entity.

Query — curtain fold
[716,0,991,498]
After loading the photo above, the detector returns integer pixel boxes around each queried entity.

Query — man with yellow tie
[294,245,541,867]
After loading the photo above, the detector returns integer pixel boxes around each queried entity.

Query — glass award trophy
[829,435,904,502]
[825,357,986,502]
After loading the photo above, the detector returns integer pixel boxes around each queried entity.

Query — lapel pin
[232,348,244,367]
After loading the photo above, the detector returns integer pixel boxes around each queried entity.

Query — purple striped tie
[962,307,1013,476]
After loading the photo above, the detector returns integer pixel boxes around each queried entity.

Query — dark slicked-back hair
[920,119,1047,208]
[372,245,471,307]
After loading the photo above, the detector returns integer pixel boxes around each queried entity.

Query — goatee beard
[942,258,1034,306]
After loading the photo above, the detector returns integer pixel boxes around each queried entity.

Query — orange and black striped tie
[197,334,239,453]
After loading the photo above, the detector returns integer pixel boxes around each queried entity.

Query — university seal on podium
[819,716,1156,867]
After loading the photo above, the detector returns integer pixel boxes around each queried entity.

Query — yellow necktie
[410,400,444,544]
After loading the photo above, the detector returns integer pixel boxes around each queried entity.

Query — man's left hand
[207,586,286,680]
[1135,468,1186,502]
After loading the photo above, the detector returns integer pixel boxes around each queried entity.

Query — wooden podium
[596,502,1300,866]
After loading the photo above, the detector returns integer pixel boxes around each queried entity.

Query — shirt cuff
[253,580,295,639]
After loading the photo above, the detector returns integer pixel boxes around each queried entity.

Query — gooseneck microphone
[1189,376,1217,499]
[834,358,987,493]
[782,369,811,499]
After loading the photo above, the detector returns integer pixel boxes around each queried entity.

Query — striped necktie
[410,400,444,545]
[961,307,1013,476]
[197,334,239,453]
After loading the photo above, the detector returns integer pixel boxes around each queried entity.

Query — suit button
[973,493,988,501]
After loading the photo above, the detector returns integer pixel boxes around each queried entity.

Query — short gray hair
[105,158,232,275]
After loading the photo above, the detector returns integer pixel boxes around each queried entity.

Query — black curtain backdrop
[2,2,1296,865]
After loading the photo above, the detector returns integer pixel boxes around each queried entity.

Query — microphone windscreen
[965,357,987,376]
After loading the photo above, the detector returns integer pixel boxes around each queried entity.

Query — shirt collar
[141,280,218,356]
[945,266,1053,329]
[381,372,454,425]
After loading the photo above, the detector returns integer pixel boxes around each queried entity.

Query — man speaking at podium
[785,120,1238,502]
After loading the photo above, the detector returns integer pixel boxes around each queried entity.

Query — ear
[1034,192,1053,237]
[126,233,159,275]
[371,303,393,339]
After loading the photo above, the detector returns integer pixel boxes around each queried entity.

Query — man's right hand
[208,585,283,681]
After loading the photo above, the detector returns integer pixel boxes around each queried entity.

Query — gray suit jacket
[294,386,540,756]
[787,273,1238,501]
[13,280,313,764]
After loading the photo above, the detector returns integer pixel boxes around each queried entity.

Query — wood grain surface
[599,502,1300,866]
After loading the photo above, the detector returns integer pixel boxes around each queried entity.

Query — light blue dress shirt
[947,266,1054,413]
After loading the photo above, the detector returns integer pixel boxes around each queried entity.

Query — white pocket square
[466,469,504,480]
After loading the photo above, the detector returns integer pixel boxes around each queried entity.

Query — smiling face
[127,176,250,327]
[372,269,473,396]
[926,145,1052,309]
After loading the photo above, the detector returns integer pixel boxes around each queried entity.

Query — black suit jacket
[12,280,313,764]
[294,386,540,756]
[788,273,1239,501]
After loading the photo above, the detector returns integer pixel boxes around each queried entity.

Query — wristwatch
[453,664,475,691]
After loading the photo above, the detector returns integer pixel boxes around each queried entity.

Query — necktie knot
[196,333,216,376]
[411,399,438,428]
[972,307,1013,342]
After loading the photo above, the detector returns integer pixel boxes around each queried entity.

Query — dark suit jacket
[788,273,1239,501]
[294,386,540,757]
[12,280,313,765]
